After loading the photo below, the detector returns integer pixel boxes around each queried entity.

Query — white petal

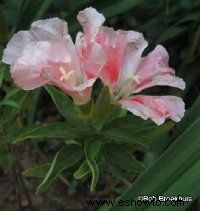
[120,95,185,125]
[133,45,186,93]
[120,31,148,83]
[77,7,105,42]
[2,31,32,64]
[30,17,68,41]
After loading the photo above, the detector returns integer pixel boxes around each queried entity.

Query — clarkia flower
[77,8,185,125]
[2,7,186,125]
[2,17,105,104]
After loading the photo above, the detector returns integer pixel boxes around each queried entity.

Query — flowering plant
[2,7,186,193]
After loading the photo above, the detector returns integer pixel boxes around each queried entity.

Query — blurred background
[0,0,199,210]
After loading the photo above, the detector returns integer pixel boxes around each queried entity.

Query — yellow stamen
[132,75,140,84]
[59,67,74,81]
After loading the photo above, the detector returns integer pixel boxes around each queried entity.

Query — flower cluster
[2,7,185,125]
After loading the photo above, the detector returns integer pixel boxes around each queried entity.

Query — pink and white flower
[77,7,185,125]
[2,17,105,104]
[2,7,186,124]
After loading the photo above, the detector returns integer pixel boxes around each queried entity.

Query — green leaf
[0,66,5,87]
[3,0,23,28]
[157,26,187,43]
[16,0,54,30]
[3,87,22,100]
[84,140,101,191]
[27,88,41,124]
[171,96,200,140]
[0,140,4,154]
[0,99,21,108]
[23,163,51,178]
[36,145,84,194]
[94,86,111,122]
[181,0,200,8]
[93,86,121,130]
[103,145,146,173]
[45,85,79,124]
[74,160,90,179]
[107,117,200,211]
[9,122,93,144]
[104,115,155,134]
[0,153,15,171]
[138,121,174,146]
[103,121,174,148]
[75,100,94,120]
[0,6,8,42]
[150,160,200,211]
[176,12,200,24]
[103,0,142,18]
[34,0,54,20]
[3,90,28,124]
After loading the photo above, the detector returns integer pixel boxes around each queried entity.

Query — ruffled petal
[2,18,68,66]
[10,41,51,89]
[75,32,87,56]
[17,38,73,66]
[77,7,105,43]
[120,95,185,125]
[119,30,148,83]
[75,32,105,79]
[11,64,47,90]
[30,17,68,41]
[2,31,32,64]
[96,27,148,87]
[82,42,105,79]
[133,45,185,93]
[11,37,76,90]
[13,33,93,104]
[97,27,125,85]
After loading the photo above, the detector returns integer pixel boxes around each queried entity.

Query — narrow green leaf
[138,121,174,146]
[85,140,101,191]
[147,160,200,211]
[103,145,146,173]
[0,140,4,154]
[9,122,93,144]
[16,0,54,30]
[189,23,200,62]
[0,99,21,108]
[104,115,155,134]
[157,26,187,43]
[74,160,90,179]
[107,117,200,211]
[34,0,54,20]
[103,121,173,148]
[0,153,15,171]
[0,66,5,87]
[176,12,200,24]
[75,100,94,120]
[36,145,84,194]
[23,163,51,178]
[94,86,111,122]
[94,86,121,130]
[171,96,200,140]
[181,0,200,8]
[103,0,142,18]
[3,0,23,28]
[0,6,8,42]
[45,85,79,124]
[3,90,28,124]
[3,87,21,100]
[27,88,41,124]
